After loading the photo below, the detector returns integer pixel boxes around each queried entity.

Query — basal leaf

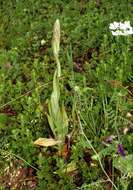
[34,138,62,147]
[47,113,56,137]
[113,154,133,176]
[50,70,60,117]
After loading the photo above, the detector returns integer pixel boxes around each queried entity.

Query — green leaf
[50,70,60,117]
[61,104,68,129]
[92,144,116,160]
[47,114,56,137]
[113,154,133,177]
[0,114,7,129]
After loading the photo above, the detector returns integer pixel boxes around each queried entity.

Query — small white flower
[122,21,130,28]
[111,30,123,36]
[109,21,120,30]
[119,21,130,30]
[74,86,80,92]
[126,112,132,118]
[41,39,46,45]
[109,21,133,36]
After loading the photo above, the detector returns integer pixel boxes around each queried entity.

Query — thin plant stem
[2,150,39,171]
[0,76,65,109]
[76,179,110,189]
[76,110,118,190]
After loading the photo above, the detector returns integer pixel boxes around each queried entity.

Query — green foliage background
[0,0,133,189]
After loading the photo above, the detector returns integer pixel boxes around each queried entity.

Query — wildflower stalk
[52,19,61,77]
[47,19,68,141]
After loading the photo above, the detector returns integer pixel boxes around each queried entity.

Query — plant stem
[76,110,118,190]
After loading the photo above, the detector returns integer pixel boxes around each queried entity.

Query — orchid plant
[34,20,68,147]
[47,19,68,142]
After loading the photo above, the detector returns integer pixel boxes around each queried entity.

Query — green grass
[0,0,133,189]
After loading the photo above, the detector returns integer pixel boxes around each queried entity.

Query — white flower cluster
[109,21,133,36]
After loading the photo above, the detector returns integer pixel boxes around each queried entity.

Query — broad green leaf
[47,114,56,137]
[50,70,60,117]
